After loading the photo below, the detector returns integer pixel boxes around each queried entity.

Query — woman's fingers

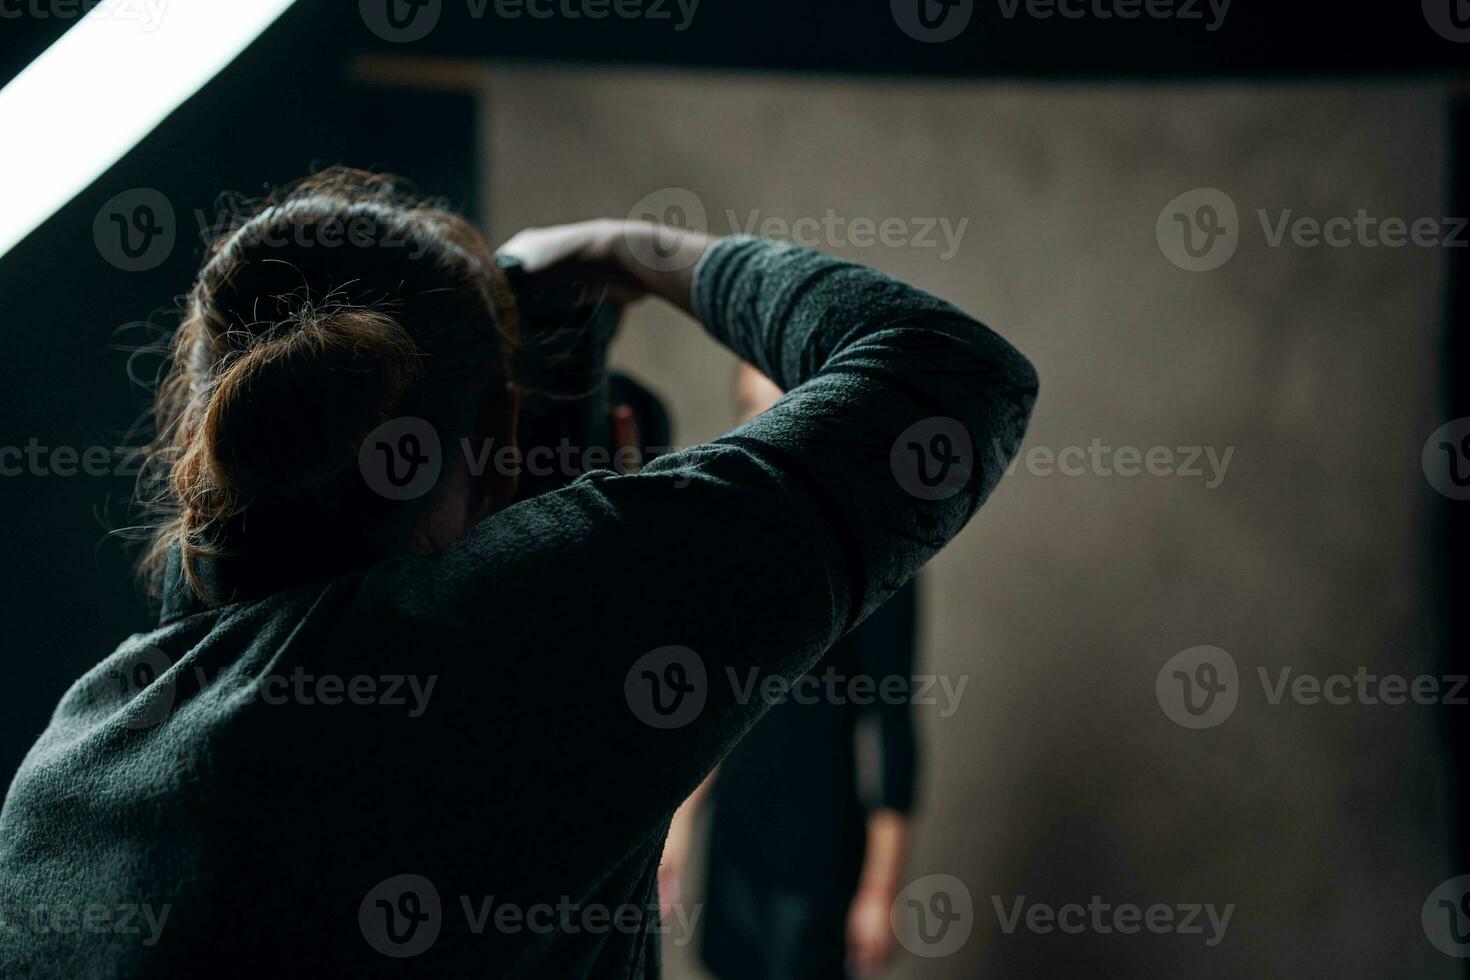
[497,224,589,271]
[497,221,649,301]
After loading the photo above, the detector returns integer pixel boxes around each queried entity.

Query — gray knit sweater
[0,236,1037,978]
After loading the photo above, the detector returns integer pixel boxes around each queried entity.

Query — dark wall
[352,0,1464,78]
[0,3,478,786]
[3,0,1464,90]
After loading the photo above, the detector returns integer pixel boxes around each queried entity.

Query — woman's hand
[497,220,646,303]
[846,884,898,977]
[848,808,910,975]
[497,220,715,315]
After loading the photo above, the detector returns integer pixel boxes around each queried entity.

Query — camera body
[494,256,670,502]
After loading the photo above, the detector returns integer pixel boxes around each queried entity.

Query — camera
[493,255,672,502]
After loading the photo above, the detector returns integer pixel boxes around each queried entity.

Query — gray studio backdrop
[479,68,1454,979]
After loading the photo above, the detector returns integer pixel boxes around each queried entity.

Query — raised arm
[352,221,1037,856]
[686,229,1037,626]
[498,219,1038,629]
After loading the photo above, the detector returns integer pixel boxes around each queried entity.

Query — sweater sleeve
[348,235,1036,857]
[691,236,1037,629]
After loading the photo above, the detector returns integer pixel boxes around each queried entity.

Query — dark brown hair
[136,169,513,599]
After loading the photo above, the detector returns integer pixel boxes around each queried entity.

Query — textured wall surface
[481,69,1453,978]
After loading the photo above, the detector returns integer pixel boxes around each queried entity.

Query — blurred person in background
[658,364,919,980]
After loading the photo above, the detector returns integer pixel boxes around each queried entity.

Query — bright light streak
[0,0,298,260]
